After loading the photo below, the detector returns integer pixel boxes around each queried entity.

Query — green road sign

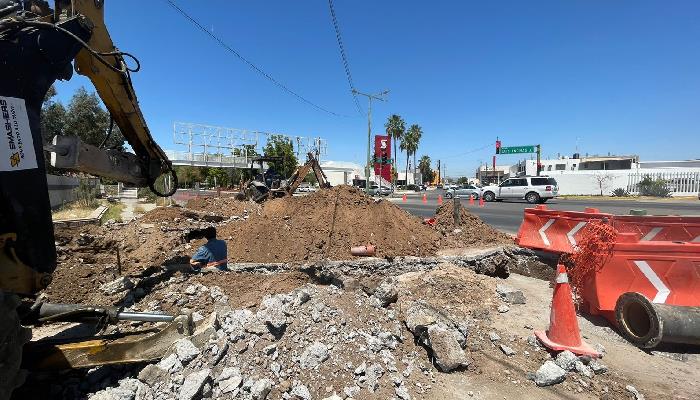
[499,145,536,154]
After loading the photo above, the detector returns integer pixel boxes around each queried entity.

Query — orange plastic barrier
[580,234,700,320]
[516,206,700,254]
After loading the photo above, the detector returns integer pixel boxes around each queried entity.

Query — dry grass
[52,202,98,221]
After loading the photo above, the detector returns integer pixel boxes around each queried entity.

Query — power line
[327,0,363,115]
[164,0,347,117]
[443,142,493,159]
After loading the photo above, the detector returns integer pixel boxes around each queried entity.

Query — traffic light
[495,140,501,154]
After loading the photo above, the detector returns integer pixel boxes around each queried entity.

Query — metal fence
[626,171,700,196]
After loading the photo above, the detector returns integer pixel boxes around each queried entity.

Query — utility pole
[353,89,389,194]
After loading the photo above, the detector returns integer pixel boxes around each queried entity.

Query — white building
[511,155,700,196]
[319,160,364,186]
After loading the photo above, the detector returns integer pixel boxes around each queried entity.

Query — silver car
[480,176,559,204]
[444,184,480,199]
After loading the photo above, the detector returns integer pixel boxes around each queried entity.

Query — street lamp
[352,89,389,194]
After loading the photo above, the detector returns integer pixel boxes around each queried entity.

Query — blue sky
[53,0,700,178]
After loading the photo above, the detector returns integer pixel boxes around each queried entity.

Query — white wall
[546,169,700,196]
[47,174,80,208]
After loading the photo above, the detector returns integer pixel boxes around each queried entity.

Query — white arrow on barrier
[633,260,670,303]
[566,222,587,247]
[641,227,663,241]
[539,219,556,247]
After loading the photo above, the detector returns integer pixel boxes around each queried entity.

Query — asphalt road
[392,190,700,234]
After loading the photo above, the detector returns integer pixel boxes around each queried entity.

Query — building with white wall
[511,155,700,196]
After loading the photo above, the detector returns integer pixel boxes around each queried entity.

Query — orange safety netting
[563,219,618,302]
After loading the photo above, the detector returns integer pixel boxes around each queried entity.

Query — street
[392,190,700,233]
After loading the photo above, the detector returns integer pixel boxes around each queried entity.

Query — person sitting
[189,227,228,272]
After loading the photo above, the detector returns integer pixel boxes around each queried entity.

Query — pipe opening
[621,300,652,339]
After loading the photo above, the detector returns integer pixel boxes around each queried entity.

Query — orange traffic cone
[478,196,485,207]
[437,195,443,205]
[469,195,475,206]
[422,193,427,204]
[402,194,407,202]
[534,264,600,357]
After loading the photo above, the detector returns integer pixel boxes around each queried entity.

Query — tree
[401,124,422,185]
[384,114,405,182]
[418,155,434,183]
[592,172,613,196]
[457,176,469,185]
[263,135,298,178]
[206,167,229,188]
[64,87,125,150]
[40,85,66,144]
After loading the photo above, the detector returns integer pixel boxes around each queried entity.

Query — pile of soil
[434,200,514,248]
[218,185,441,262]
[185,196,260,217]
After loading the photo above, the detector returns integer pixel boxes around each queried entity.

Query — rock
[290,384,312,400]
[499,344,516,356]
[184,285,197,296]
[404,302,455,335]
[179,369,211,400]
[219,309,254,340]
[426,324,469,372]
[589,360,608,375]
[594,343,606,358]
[293,289,312,307]
[217,367,241,382]
[322,395,342,400]
[88,388,135,400]
[251,378,273,400]
[344,386,360,398]
[497,304,510,313]
[534,361,566,387]
[100,277,134,295]
[554,350,578,371]
[365,363,384,392]
[157,354,183,373]
[174,339,200,363]
[299,341,329,369]
[395,385,411,400]
[573,360,594,378]
[496,284,526,304]
[372,278,398,307]
[219,376,243,394]
[626,385,645,400]
[137,364,168,386]
[209,286,228,303]
[488,332,500,342]
[354,361,367,375]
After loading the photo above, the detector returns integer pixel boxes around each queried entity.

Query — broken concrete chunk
[178,369,211,400]
[364,363,385,392]
[290,383,312,400]
[426,324,470,372]
[157,354,183,374]
[174,339,200,364]
[488,332,501,342]
[499,344,516,356]
[372,277,398,307]
[137,364,168,386]
[251,378,273,400]
[496,284,526,304]
[574,360,594,378]
[534,361,566,387]
[299,341,329,369]
[554,350,578,371]
[395,384,411,400]
[589,360,608,375]
[216,367,241,382]
[100,277,134,295]
[626,385,645,400]
[219,376,243,394]
[497,304,510,313]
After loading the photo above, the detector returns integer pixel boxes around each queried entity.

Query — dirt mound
[139,206,206,223]
[219,185,441,262]
[434,200,514,248]
[185,196,259,217]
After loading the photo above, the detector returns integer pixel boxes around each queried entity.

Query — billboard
[373,134,392,183]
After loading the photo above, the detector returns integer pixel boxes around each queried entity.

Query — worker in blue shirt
[189,227,228,272]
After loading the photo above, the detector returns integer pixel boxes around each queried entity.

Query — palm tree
[402,124,422,185]
[411,125,422,182]
[384,114,405,183]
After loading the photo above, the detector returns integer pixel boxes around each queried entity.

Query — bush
[75,180,99,208]
[611,188,630,197]
[638,175,672,197]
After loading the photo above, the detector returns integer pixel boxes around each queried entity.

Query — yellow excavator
[0,1,211,398]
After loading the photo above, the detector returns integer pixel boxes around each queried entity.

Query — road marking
[538,219,556,246]
[566,222,587,247]
[633,260,670,303]
[641,227,663,241]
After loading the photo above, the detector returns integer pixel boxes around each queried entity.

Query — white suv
[480,176,559,204]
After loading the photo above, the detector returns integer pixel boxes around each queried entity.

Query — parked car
[480,176,559,204]
[406,184,425,192]
[444,184,480,199]
[368,184,393,196]
[296,182,312,193]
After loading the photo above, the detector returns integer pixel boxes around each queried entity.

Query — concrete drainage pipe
[615,292,700,348]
